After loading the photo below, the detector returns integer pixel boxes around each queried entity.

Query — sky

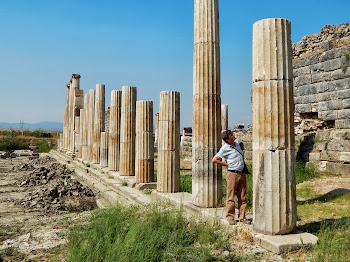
[0,0,349,129]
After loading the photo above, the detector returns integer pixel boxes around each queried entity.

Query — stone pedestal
[93,84,105,164]
[88,89,95,162]
[157,91,180,193]
[136,101,154,183]
[120,86,137,176]
[108,90,122,171]
[82,94,90,160]
[100,132,108,167]
[252,18,296,235]
[192,0,222,207]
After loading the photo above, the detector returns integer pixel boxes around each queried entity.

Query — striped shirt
[216,141,244,172]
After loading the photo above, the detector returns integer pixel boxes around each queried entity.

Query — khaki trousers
[226,171,247,221]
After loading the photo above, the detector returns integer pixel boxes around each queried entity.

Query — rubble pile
[14,158,96,213]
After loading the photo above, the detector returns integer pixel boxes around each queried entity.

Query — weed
[143,189,153,195]
[180,174,192,193]
[66,204,239,261]
[295,162,319,184]
[85,163,90,168]
[121,181,128,186]
[107,175,114,179]
[345,53,350,61]
[342,66,348,73]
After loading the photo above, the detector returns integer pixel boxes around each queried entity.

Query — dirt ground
[0,155,96,261]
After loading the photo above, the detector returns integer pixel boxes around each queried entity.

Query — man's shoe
[228,219,236,225]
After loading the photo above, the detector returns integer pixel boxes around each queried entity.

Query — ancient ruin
[192,0,222,207]
[108,90,122,171]
[92,84,105,164]
[88,89,95,162]
[157,91,180,192]
[135,101,154,183]
[100,132,108,167]
[119,86,137,176]
[252,18,297,235]
[82,94,90,160]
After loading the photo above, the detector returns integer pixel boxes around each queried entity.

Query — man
[212,130,247,225]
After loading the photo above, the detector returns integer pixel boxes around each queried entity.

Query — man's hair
[221,130,232,143]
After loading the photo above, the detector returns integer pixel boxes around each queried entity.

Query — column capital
[71,74,81,79]
[66,83,70,89]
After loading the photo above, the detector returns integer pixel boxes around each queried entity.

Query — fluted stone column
[252,18,296,235]
[77,109,84,158]
[120,86,137,176]
[68,78,74,152]
[63,83,70,151]
[136,101,154,183]
[221,104,228,146]
[74,116,80,155]
[157,91,180,193]
[192,0,222,207]
[88,89,95,162]
[70,74,83,154]
[82,94,90,160]
[108,90,122,171]
[93,84,105,163]
[59,133,63,151]
[100,132,108,167]
[154,112,159,148]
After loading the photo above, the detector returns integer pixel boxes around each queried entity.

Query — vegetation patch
[66,204,239,262]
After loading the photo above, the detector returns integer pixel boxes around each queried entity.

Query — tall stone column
[70,74,83,154]
[192,0,222,207]
[252,18,296,235]
[108,90,122,171]
[63,83,70,151]
[74,116,80,155]
[221,104,228,147]
[88,89,95,162]
[93,84,105,164]
[100,132,108,167]
[82,94,90,160]
[135,101,154,183]
[154,112,159,148]
[120,86,137,176]
[77,109,84,158]
[68,78,74,152]
[157,91,180,193]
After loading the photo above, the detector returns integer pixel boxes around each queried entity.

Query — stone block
[326,162,350,175]
[310,63,324,73]
[293,54,319,69]
[338,109,350,119]
[293,66,311,77]
[295,104,312,113]
[320,151,339,161]
[241,142,252,151]
[340,152,350,164]
[317,130,331,141]
[335,120,350,129]
[294,96,302,104]
[317,92,337,101]
[309,152,321,161]
[302,94,319,104]
[334,45,350,58]
[342,98,350,109]
[328,100,343,110]
[323,81,337,92]
[311,103,319,112]
[331,68,350,80]
[295,75,311,86]
[337,90,350,99]
[244,150,252,161]
[327,140,344,151]
[311,72,331,83]
[324,58,342,72]
[254,231,318,254]
[334,78,350,91]
[318,110,337,121]
[315,142,327,151]
[318,101,329,111]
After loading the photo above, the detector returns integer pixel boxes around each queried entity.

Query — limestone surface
[93,84,105,164]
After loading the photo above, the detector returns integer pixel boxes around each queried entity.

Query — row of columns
[60,3,296,236]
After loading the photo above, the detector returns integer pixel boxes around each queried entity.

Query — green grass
[295,162,319,184]
[66,204,239,262]
[310,218,350,262]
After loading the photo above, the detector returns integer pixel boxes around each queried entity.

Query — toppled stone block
[326,162,350,175]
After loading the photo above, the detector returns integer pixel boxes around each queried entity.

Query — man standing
[212,130,247,225]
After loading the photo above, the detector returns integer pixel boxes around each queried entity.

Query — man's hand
[212,155,228,167]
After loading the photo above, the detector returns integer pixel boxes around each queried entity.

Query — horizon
[0,0,349,129]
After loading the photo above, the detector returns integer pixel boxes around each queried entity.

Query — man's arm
[212,155,228,167]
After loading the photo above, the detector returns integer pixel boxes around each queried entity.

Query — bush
[295,162,319,184]
[180,175,192,193]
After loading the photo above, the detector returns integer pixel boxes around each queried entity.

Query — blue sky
[0,0,349,129]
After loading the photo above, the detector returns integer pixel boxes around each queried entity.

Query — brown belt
[228,169,244,174]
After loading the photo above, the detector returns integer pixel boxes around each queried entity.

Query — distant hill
[0,121,63,131]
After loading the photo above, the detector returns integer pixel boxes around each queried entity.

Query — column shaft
[77,109,84,158]
[82,94,90,160]
[93,84,105,163]
[157,91,180,193]
[108,90,122,171]
[252,18,296,235]
[88,89,95,162]
[100,132,108,167]
[192,0,222,207]
[136,101,154,183]
[63,83,70,150]
[120,86,137,176]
